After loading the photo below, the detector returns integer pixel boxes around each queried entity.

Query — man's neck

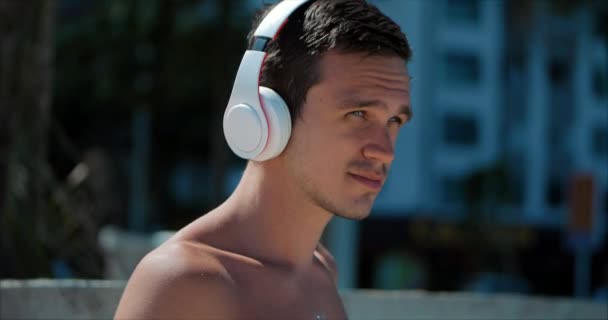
[204,161,333,274]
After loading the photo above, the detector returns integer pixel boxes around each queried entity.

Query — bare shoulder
[314,243,339,284]
[114,241,239,320]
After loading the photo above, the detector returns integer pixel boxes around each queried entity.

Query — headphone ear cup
[253,86,292,161]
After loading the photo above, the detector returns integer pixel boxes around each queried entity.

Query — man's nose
[362,129,395,164]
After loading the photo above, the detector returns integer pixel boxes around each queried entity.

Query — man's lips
[348,172,384,191]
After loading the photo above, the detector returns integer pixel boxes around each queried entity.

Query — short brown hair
[248,0,412,124]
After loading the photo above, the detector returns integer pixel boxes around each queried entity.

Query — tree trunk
[0,0,55,277]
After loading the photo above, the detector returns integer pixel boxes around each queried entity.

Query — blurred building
[373,0,607,238]
[361,0,607,295]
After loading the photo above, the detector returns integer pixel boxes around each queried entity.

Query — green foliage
[0,0,253,278]
[54,0,249,133]
[52,0,251,226]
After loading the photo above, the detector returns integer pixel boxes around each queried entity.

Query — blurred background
[1,0,607,302]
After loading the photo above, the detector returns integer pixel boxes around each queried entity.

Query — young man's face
[281,50,411,220]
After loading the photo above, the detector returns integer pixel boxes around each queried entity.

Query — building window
[548,59,569,88]
[443,113,479,146]
[545,177,564,207]
[592,67,607,99]
[593,11,607,39]
[443,52,480,86]
[592,127,608,158]
[442,176,465,205]
[445,0,480,24]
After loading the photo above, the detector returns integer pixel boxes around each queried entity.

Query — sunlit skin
[281,50,411,221]
[114,50,411,320]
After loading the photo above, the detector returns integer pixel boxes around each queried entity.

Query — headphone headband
[248,0,310,53]
[254,0,309,40]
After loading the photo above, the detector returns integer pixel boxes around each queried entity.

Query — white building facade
[371,0,607,241]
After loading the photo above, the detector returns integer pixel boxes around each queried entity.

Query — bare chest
[236,272,348,319]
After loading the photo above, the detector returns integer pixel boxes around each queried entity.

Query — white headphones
[223,0,310,161]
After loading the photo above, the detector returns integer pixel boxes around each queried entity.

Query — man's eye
[389,116,404,125]
[349,110,366,118]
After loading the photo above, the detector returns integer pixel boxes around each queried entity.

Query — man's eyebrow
[340,98,413,120]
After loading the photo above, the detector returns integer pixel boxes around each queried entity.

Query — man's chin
[334,210,371,221]
[332,203,374,221]
[315,191,376,220]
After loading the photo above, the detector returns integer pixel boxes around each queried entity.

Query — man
[114,0,412,318]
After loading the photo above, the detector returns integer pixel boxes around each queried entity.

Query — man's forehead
[320,49,409,66]
[330,67,411,100]
[319,51,410,83]
[335,81,410,98]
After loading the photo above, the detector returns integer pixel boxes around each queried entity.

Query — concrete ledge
[341,290,607,320]
[1,280,606,319]
[1,280,125,320]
